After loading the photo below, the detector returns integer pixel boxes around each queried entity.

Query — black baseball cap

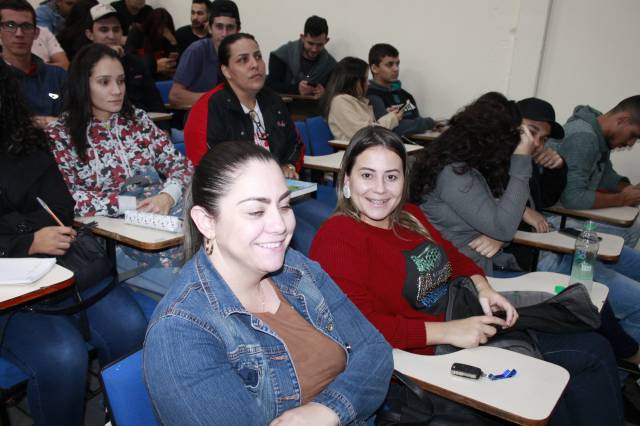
[516,97,564,139]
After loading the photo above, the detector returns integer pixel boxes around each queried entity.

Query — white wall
[537,0,640,182]
[30,0,640,181]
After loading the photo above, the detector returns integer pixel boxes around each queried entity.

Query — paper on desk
[0,258,56,285]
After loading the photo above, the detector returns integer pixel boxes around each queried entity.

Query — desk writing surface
[407,130,442,142]
[0,264,74,310]
[328,140,423,153]
[147,111,173,122]
[393,346,569,424]
[487,271,608,311]
[513,230,623,261]
[544,204,639,227]
[75,216,183,251]
[302,152,344,173]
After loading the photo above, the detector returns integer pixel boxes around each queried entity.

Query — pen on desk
[36,197,65,227]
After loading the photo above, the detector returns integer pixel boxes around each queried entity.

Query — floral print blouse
[47,108,193,217]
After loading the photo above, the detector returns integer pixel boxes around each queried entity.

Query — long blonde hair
[334,126,430,239]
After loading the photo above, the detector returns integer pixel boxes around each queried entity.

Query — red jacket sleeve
[184,83,224,167]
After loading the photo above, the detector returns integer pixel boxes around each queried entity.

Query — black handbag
[375,371,505,425]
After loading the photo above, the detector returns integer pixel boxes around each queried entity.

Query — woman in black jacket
[205,33,332,254]
[0,61,147,426]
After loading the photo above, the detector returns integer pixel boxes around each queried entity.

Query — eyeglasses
[0,21,37,34]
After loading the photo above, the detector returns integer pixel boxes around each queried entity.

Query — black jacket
[122,53,166,115]
[0,148,74,257]
[206,85,302,166]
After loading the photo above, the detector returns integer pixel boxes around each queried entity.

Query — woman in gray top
[410,92,536,274]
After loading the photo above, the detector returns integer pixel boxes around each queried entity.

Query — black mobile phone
[451,363,483,380]
[558,227,602,241]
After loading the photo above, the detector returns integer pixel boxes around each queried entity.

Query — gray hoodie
[548,105,628,209]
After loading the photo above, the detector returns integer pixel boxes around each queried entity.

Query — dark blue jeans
[0,281,147,426]
[540,331,624,426]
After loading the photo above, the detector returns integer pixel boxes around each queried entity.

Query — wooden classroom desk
[544,204,639,227]
[0,265,75,311]
[513,230,624,262]
[148,111,173,123]
[75,216,183,252]
[487,271,608,311]
[393,346,569,425]
[407,130,442,142]
[303,151,344,173]
[279,93,321,121]
[328,139,424,155]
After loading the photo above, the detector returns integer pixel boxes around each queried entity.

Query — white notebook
[0,258,56,285]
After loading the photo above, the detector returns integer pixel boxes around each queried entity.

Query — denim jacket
[143,247,393,425]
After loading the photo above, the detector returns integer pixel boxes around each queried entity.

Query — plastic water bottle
[568,221,599,292]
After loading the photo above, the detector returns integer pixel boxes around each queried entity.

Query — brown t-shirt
[256,287,346,403]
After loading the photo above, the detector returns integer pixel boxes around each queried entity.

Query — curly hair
[409,92,522,202]
[0,62,49,157]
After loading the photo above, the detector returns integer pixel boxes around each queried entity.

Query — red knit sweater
[309,204,483,355]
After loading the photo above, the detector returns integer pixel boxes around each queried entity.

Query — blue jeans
[539,331,624,425]
[117,247,181,295]
[538,246,640,342]
[0,281,147,426]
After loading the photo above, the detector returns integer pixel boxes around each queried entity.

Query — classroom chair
[154,80,173,106]
[305,116,335,156]
[101,350,157,426]
[0,357,28,426]
[295,121,311,155]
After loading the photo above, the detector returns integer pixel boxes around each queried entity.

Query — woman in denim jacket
[143,140,393,425]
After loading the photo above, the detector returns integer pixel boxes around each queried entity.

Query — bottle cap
[584,220,597,231]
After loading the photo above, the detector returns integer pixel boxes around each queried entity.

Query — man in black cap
[169,0,240,108]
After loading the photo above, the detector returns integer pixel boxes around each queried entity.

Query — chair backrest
[0,357,27,391]
[295,121,311,155]
[155,80,173,105]
[305,116,335,156]
[101,350,157,426]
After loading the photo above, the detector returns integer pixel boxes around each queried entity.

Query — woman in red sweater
[310,126,624,425]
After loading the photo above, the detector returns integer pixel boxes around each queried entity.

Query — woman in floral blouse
[47,43,193,294]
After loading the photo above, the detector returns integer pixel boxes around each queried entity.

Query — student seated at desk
[47,43,193,294]
[204,33,333,254]
[547,96,640,248]
[366,43,436,136]
[144,141,393,425]
[310,126,624,425]
[412,93,640,348]
[0,59,146,426]
[321,56,402,141]
[124,7,178,80]
[266,15,336,97]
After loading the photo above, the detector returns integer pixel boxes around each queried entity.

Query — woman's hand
[281,164,299,179]
[513,124,535,156]
[137,193,174,215]
[435,316,507,348]
[269,403,339,426]
[533,147,564,169]
[522,207,551,233]
[468,234,503,258]
[476,287,518,327]
[28,226,77,256]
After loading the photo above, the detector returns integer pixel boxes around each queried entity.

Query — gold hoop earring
[204,237,214,255]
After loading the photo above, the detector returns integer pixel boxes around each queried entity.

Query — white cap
[90,4,118,22]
